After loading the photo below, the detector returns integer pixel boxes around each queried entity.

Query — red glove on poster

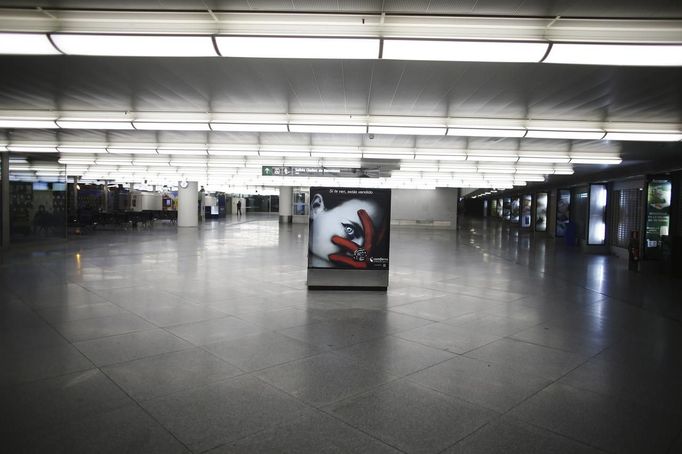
[328,209,374,269]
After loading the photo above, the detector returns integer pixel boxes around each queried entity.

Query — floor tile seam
[83,342,197,369]
[195,337,325,373]
[416,283,531,304]
[34,305,134,324]
[99,363,251,407]
[391,330,469,352]
[95,362,194,452]
[496,334,611,357]
[456,231,648,316]
[436,317,544,338]
[60,324,161,343]
[219,348,413,452]
[0,363,98,390]
[490,345,610,428]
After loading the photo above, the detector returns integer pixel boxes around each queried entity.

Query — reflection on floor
[1,215,681,453]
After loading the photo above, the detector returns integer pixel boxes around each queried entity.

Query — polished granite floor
[1,215,681,453]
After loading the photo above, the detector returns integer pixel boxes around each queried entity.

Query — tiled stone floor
[1,214,681,453]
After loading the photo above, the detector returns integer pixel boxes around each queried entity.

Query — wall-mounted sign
[308,187,391,270]
[645,179,672,249]
[536,193,548,232]
[556,189,571,237]
[262,166,379,178]
[521,195,532,228]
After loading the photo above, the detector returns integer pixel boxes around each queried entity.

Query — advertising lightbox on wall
[645,179,672,250]
[308,187,391,270]
[497,198,503,217]
[521,195,532,228]
[588,184,607,245]
[556,189,571,237]
[503,197,511,220]
[511,198,520,224]
[536,193,548,232]
[483,199,488,216]
[490,199,497,217]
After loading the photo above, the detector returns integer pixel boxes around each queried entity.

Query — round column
[279,186,293,224]
[177,181,199,227]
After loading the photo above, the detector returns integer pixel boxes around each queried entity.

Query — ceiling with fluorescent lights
[0,0,681,191]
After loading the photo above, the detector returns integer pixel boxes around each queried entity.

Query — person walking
[236,199,242,216]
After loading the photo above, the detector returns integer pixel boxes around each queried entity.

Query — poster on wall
[521,195,532,228]
[503,198,511,220]
[511,198,520,223]
[483,199,488,216]
[645,179,672,249]
[497,198,503,217]
[308,187,391,270]
[536,193,548,232]
[491,199,497,217]
[556,189,571,237]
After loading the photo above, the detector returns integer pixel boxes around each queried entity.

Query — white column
[279,186,293,224]
[177,181,198,227]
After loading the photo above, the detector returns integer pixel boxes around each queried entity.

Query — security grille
[611,188,643,248]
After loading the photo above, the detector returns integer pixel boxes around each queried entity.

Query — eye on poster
[308,187,391,270]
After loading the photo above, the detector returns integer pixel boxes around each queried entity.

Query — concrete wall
[391,188,458,229]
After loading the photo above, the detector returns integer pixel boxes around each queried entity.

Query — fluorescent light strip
[525,129,604,140]
[51,34,218,57]
[210,123,288,132]
[570,158,622,164]
[8,145,58,153]
[604,132,682,142]
[57,120,134,130]
[545,43,682,67]
[0,33,60,55]
[133,122,210,131]
[215,36,380,59]
[382,39,549,63]
[448,128,526,138]
[289,124,367,134]
[368,126,446,136]
[0,120,58,128]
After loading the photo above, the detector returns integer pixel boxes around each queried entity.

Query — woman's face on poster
[309,194,382,265]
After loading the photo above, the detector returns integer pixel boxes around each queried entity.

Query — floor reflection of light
[75,252,81,270]
[590,256,607,294]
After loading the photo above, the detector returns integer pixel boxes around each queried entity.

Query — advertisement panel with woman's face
[308,187,391,270]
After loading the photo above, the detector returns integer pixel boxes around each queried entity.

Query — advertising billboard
[503,197,511,220]
[521,195,532,228]
[645,179,672,250]
[308,187,391,270]
[490,199,497,217]
[497,198,503,217]
[511,197,520,224]
[556,189,571,237]
[535,193,548,232]
[588,184,607,245]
